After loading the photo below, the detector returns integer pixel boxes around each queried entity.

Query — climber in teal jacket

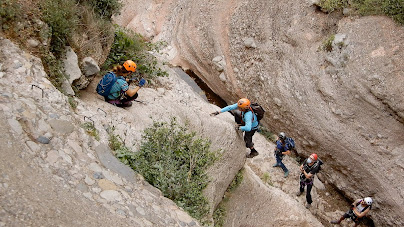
[220,103,259,131]
[210,98,259,158]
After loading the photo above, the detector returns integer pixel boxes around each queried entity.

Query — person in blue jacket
[210,98,259,158]
[273,132,291,178]
[105,60,145,107]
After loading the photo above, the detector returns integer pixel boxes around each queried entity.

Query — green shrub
[227,168,244,192]
[102,26,168,80]
[80,0,122,20]
[115,119,219,222]
[40,51,67,90]
[318,0,404,24]
[381,0,404,24]
[40,0,79,57]
[82,122,100,141]
[321,34,335,52]
[102,26,145,69]
[68,96,78,110]
[316,0,404,25]
[0,0,21,31]
[108,132,129,154]
[317,0,349,13]
[213,203,226,227]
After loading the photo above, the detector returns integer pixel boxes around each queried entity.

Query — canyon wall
[115,0,404,225]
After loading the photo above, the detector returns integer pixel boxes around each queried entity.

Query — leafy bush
[82,122,100,141]
[80,0,122,20]
[317,0,349,13]
[40,0,79,57]
[68,96,78,110]
[0,0,21,31]
[381,0,404,24]
[115,119,219,222]
[102,26,168,80]
[40,51,67,90]
[213,203,226,227]
[317,0,404,25]
[108,132,129,154]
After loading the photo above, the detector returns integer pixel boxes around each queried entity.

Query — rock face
[0,37,249,225]
[225,167,323,227]
[0,38,203,226]
[114,0,404,225]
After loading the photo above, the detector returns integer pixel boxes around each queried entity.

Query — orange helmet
[310,153,318,161]
[237,98,251,110]
[123,60,137,72]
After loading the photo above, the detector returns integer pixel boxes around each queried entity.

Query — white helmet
[279,132,286,140]
[364,197,373,205]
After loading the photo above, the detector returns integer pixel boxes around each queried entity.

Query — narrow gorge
[1,0,403,226]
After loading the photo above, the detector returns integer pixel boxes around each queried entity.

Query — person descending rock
[330,197,373,226]
[273,132,291,178]
[297,153,321,209]
[210,98,259,158]
[97,60,146,108]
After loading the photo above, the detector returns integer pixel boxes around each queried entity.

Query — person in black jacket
[296,153,321,209]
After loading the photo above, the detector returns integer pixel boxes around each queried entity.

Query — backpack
[350,200,371,220]
[316,158,324,171]
[300,158,324,182]
[250,103,265,121]
[285,137,296,150]
[96,72,119,97]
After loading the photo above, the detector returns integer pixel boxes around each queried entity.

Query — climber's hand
[138,78,146,87]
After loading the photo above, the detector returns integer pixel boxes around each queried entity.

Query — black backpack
[250,103,265,121]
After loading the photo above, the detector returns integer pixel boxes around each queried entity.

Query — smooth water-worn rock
[114,1,404,225]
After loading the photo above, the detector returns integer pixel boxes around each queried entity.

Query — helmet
[310,153,318,161]
[123,60,137,72]
[364,197,373,205]
[279,132,286,140]
[237,98,251,110]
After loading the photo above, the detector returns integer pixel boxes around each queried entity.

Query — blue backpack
[285,137,296,150]
[96,72,119,97]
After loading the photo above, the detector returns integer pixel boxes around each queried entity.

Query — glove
[210,111,220,116]
[138,78,146,87]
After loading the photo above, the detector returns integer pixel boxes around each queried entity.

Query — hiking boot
[296,191,303,196]
[118,102,133,108]
[122,102,133,107]
[246,151,259,158]
[330,220,340,224]
[305,203,311,209]
[272,163,279,167]
[284,171,289,178]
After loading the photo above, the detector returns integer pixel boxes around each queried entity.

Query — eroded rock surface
[114,0,404,225]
